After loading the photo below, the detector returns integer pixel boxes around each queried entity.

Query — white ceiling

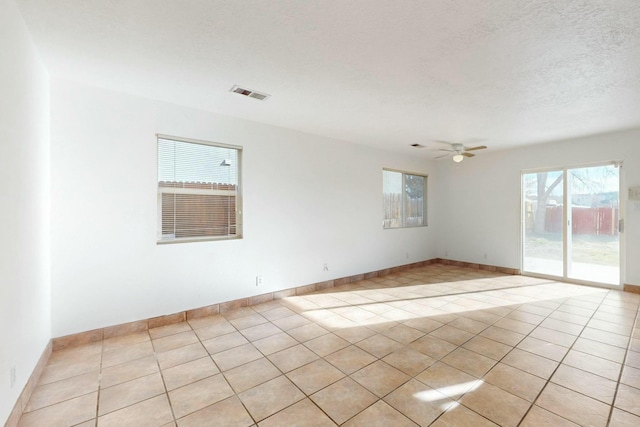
[15,0,640,156]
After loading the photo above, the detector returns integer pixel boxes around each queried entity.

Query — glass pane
[158,138,238,184]
[162,193,236,238]
[523,171,564,276]
[405,174,425,226]
[383,170,402,228]
[158,138,239,240]
[568,165,620,285]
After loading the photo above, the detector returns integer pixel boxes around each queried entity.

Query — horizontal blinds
[158,137,240,240]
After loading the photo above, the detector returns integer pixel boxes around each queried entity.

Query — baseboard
[624,284,640,294]
[436,258,521,275]
[4,341,52,427]
[51,258,520,351]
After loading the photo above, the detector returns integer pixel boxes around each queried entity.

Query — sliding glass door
[567,165,620,284]
[523,170,564,277]
[522,163,621,286]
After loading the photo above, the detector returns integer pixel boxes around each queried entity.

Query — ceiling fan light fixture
[452,154,464,163]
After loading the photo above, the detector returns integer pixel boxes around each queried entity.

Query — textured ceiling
[15,0,640,156]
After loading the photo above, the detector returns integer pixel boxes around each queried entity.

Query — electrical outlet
[484,253,488,259]
[10,366,16,388]
[256,276,263,286]
[323,263,329,271]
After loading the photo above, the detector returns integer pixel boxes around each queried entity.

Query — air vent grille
[410,143,425,148]
[230,85,270,101]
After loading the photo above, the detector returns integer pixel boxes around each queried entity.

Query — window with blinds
[157,135,242,243]
[383,169,427,228]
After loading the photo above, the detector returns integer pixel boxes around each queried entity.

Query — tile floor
[17,264,640,426]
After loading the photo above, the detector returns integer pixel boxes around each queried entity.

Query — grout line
[606,306,640,426]
[21,266,640,426]
[188,314,260,425]
[426,296,524,425]
[94,338,104,426]
[516,290,634,426]
[232,315,361,425]
[186,282,637,426]
[400,285,555,420]
[93,332,173,423]
[149,327,180,425]
[301,277,624,425]
[331,283,533,425]
[427,287,633,426]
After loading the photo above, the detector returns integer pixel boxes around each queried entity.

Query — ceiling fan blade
[460,138,485,145]
[462,152,476,157]
[433,148,454,152]
[433,140,454,146]
[434,153,451,159]
[464,145,487,151]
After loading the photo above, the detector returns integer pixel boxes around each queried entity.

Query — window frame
[383,168,428,229]
[156,134,243,244]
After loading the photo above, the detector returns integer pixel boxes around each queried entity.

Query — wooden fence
[527,205,619,236]
[383,194,425,227]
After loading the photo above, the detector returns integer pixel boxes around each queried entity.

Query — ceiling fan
[433,141,487,162]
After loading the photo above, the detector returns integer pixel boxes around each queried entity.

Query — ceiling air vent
[230,85,270,101]
[410,143,425,148]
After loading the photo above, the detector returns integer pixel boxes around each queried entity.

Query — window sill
[157,235,243,245]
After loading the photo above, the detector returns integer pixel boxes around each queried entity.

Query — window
[383,169,427,228]
[157,135,242,243]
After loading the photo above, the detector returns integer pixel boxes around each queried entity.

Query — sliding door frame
[521,160,625,289]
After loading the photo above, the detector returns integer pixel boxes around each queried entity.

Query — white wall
[50,80,438,337]
[436,129,640,286]
[0,0,51,422]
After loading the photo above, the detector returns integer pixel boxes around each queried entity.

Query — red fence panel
[544,206,618,236]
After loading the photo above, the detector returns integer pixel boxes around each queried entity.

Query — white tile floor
[18,264,640,426]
